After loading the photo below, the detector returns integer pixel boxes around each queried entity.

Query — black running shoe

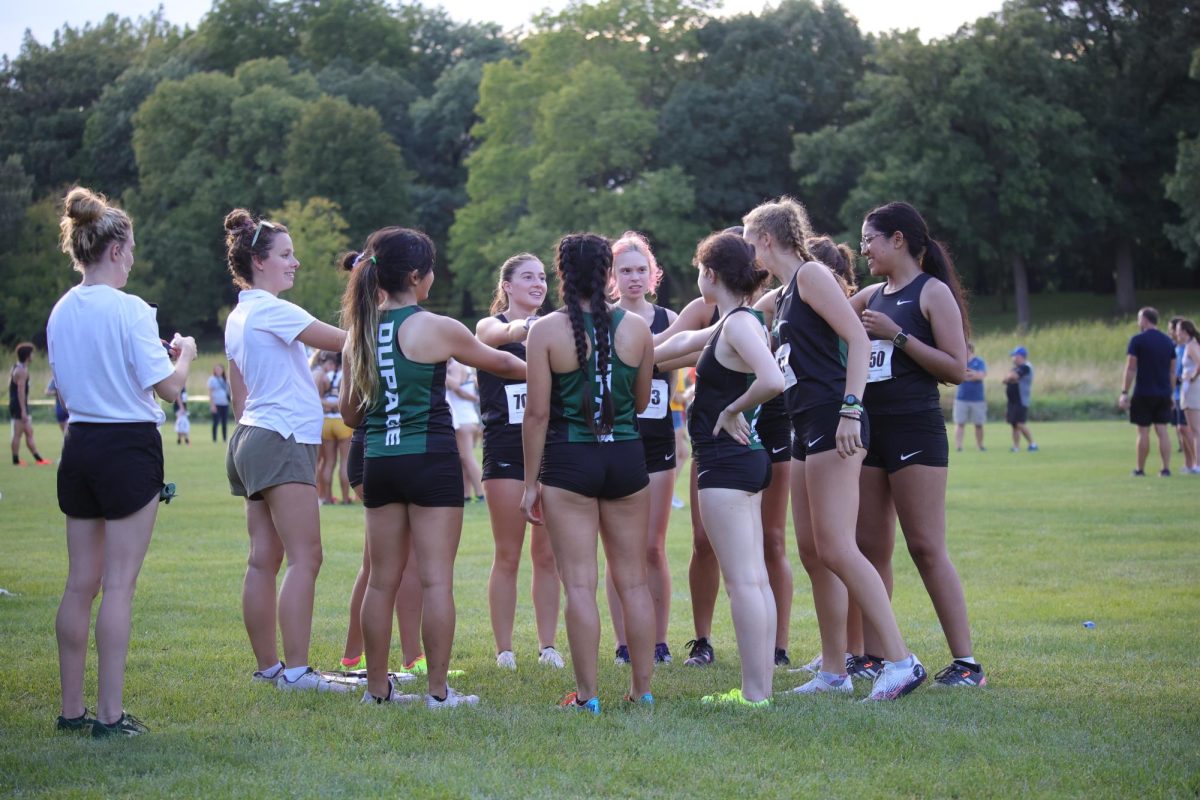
[91,712,148,738]
[55,710,95,732]
[933,660,987,687]
[846,654,884,680]
[654,642,672,664]
[683,638,714,666]
[774,648,790,667]
[614,644,630,665]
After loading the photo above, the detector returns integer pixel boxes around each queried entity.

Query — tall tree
[271,197,351,324]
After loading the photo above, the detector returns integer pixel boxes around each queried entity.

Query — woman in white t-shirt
[47,187,197,737]
[222,208,347,693]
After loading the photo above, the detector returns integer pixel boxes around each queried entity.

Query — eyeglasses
[250,220,277,248]
[860,232,886,251]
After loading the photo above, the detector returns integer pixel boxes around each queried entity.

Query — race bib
[867,340,894,383]
[505,383,528,424]
[776,343,797,391]
[639,378,669,420]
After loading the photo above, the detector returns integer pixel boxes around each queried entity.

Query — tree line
[1,0,1197,346]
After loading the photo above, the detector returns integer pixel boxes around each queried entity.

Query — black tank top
[756,293,789,428]
[477,313,528,455]
[863,272,940,415]
[689,307,764,454]
[774,267,847,414]
[637,305,675,442]
[9,365,26,412]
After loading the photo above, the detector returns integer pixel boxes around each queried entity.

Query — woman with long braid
[520,233,656,714]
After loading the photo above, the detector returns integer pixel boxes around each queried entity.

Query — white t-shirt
[225,289,323,444]
[46,284,175,425]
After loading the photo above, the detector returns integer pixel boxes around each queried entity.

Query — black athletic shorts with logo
[482,446,525,481]
[862,409,949,473]
[347,426,366,489]
[642,434,677,474]
[540,440,649,500]
[1130,394,1171,427]
[58,422,163,520]
[756,411,793,464]
[790,402,871,462]
[362,452,464,508]
[695,444,771,493]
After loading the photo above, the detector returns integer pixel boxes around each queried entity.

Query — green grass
[1,421,1198,797]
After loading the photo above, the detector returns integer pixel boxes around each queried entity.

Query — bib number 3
[639,378,669,420]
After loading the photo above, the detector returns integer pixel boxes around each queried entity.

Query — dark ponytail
[805,236,858,296]
[864,201,970,339]
[556,233,615,439]
[339,227,436,412]
[694,232,770,301]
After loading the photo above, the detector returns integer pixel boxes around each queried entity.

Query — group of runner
[47,185,984,734]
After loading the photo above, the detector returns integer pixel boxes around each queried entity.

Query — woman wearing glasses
[222,210,349,692]
[852,201,985,688]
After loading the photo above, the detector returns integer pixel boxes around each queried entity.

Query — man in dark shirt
[1118,307,1177,476]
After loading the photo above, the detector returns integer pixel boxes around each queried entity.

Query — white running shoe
[800,653,822,674]
[538,646,565,668]
[864,657,927,702]
[251,664,284,683]
[276,667,352,693]
[425,687,480,709]
[789,673,853,695]
[496,650,517,670]
[361,686,421,705]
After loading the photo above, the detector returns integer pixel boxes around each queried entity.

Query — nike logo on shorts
[664,453,673,460]
[698,470,710,478]
[807,436,824,448]
[897,300,913,305]
[498,462,511,468]
[771,445,787,454]
[900,450,922,461]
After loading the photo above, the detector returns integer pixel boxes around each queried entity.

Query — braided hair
[556,233,615,439]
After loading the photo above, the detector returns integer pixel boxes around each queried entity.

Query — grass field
[1,420,1198,797]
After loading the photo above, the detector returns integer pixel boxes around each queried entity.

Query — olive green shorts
[226,424,318,500]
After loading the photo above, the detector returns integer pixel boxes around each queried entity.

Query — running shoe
[361,685,420,705]
[614,644,630,665]
[251,663,285,683]
[846,654,884,681]
[276,667,352,693]
[35,458,53,466]
[55,710,95,732]
[339,654,366,673]
[538,646,565,668]
[701,688,771,708]
[788,673,852,695]
[1160,469,1172,477]
[404,654,427,675]
[774,648,790,667]
[798,653,822,674]
[558,691,601,715]
[683,638,714,667]
[425,687,480,709]
[1010,446,1019,453]
[496,650,516,670]
[12,460,26,467]
[1132,469,1146,476]
[864,657,927,701]
[624,692,655,706]
[91,712,148,737]
[1027,444,1039,452]
[654,642,672,664]
[933,660,987,687]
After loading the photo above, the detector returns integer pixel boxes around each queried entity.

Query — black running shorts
[58,423,163,520]
[540,440,649,500]
[862,409,949,473]
[362,452,464,508]
[790,402,871,462]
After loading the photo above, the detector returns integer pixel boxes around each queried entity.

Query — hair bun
[340,251,361,272]
[224,208,254,233]
[64,187,107,224]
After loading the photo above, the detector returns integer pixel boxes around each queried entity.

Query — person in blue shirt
[1167,318,1194,471]
[1002,346,1038,452]
[953,342,987,452]
[1118,307,1177,476]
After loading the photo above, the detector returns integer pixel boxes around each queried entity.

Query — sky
[1,0,1003,62]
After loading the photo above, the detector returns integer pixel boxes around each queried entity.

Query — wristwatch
[892,331,909,350]
[524,315,538,333]
[843,394,861,407]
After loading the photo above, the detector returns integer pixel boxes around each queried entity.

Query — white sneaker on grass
[496,650,517,670]
[538,646,565,668]
[276,667,351,693]
[425,687,480,709]
[361,686,421,705]
[789,673,853,695]
[864,656,927,702]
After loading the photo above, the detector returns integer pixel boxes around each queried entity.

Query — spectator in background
[208,364,231,443]
[953,342,987,452]
[1173,318,1200,475]
[10,342,50,466]
[1003,346,1037,453]
[174,389,190,445]
[1118,307,1176,477]
[1167,318,1194,471]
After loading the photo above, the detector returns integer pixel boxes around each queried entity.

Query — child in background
[174,389,191,445]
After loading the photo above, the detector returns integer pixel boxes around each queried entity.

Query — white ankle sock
[259,661,284,678]
[817,670,847,685]
[955,655,977,665]
[283,665,310,681]
[889,654,915,670]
